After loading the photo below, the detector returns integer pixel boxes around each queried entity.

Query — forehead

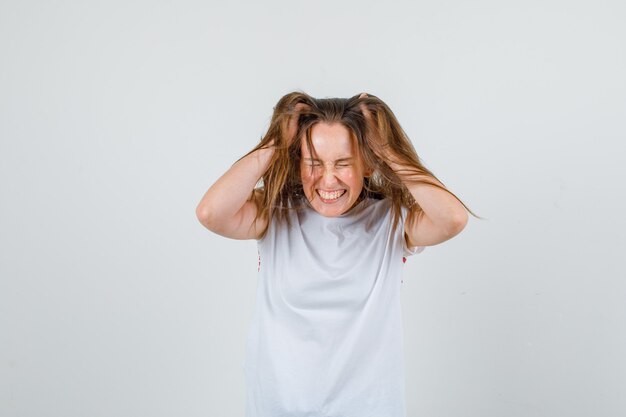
[300,122,357,158]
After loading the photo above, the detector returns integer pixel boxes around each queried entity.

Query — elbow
[447,210,468,237]
[196,203,214,229]
[196,201,233,234]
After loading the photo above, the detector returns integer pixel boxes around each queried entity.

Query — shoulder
[369,196,399,216]
[354,197,396,227]
[363,196,389,210]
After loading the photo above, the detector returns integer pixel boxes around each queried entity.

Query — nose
[319,162,339,186]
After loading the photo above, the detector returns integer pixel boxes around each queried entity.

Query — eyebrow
[302,157,355,162]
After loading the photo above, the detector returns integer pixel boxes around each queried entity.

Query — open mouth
[316,189,347,203]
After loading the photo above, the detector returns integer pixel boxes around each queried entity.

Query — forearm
[387,157,467,231]
[196,145,275,222]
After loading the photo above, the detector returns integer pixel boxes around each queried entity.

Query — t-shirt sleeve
[401,205,426,257]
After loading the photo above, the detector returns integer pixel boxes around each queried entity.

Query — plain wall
[1,0,625,416]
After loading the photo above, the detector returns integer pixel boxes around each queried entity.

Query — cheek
[344,170,365,189]
[300,167,315,186]
[342,169,358,182]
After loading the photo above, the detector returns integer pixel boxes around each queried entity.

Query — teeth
[318,190,345,200]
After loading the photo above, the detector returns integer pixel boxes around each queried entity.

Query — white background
[1,1,625,416]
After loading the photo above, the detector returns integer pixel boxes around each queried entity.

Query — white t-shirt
[243,197,425,417]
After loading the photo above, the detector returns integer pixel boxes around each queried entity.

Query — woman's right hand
[284,102,310,147]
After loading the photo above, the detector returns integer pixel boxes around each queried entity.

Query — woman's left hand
[358,92,392,161]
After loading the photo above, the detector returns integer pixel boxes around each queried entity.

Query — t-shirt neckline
[304,197,372,220]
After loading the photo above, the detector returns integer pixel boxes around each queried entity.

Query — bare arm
[197,102,308,240]
[195,144,275,240]
[358,92,467,247]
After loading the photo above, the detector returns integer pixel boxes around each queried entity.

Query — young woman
[196,91,478,417]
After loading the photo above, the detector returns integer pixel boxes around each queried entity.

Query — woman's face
[300,122,370,217]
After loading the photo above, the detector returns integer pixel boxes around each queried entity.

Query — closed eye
[303,158,354,168]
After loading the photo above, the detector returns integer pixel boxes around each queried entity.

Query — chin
[314,206,345,217]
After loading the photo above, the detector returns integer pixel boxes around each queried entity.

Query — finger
[287,103,309,144]
[288,103,308,127]
[293,102,310,113]
[287,103,306,128]
[359,95,372,120]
